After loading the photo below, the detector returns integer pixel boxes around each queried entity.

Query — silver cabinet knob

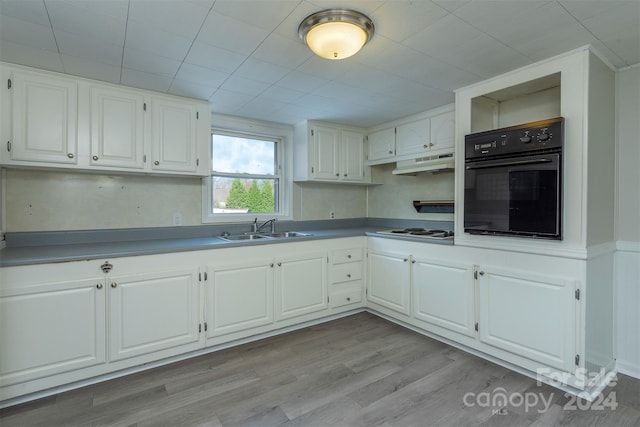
[67,153,74,159]
[388,150,393,154]
[429,143,434,147]
[92,155,99,161]
[423,144,428,148]
[110,283,117,288]
[347,254,351,259]
[96,283,103,289]
[154,161,160,165]
[346,297,351,302]
[479,271,485,276]
[278,262,282,267]
[347,274,351,278]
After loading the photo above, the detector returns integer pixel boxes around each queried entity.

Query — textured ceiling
[1,0,638,128]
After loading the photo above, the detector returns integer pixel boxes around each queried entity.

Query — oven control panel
[465,117,563,160]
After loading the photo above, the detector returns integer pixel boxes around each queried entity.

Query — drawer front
[332,248,363,264]
[330,285,363,308]
[330,263,363,284]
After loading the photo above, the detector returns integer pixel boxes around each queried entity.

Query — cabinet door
[275,252,328,320]
[108,269,201,361]
[151,97,199,173]
[90,85,145,169]
[340,130,366,182]
[312,126,339,180]
[395,118,430,158]
[10,71,77,164]
[367,127,395,163]
[207,261,274,338]
[0,278,106,387]
[412,258,475,337]
[429,110,455,153]
[477,267,576,372]
[367,250,411,316]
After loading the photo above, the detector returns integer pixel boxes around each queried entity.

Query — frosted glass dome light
[299,10,374,60]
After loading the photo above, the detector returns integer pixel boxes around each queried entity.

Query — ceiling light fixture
[298,9,374,60]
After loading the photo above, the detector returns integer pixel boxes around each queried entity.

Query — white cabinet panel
[10,71,77,164]
[0,278,105,386]
[367,250,411,316]
[367,127,395,163]
[429,110,455,153]
[312,125,339,180]
[108,269,200,361]
[412,258,475,337]
[395,118,430,158]
[90,85,145,169]
[150,97,199,173]
[477,266,576,372]
[207,261,274,337]
[341,130,366,182]
[275,253,328,320]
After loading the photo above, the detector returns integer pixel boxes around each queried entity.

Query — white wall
[614,65,640,378]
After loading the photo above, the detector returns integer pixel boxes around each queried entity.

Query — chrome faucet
[252,217,277,233]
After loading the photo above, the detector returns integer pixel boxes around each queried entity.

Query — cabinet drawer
[330,285,362,308]
[330,263,362,284]
[332,248,363,264]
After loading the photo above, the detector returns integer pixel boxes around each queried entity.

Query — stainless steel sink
[218,231,312,241]
[219,234,270,241]
[263,231,312,238]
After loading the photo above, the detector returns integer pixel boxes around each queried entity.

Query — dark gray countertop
[0,219,454,267]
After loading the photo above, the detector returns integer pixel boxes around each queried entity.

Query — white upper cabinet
[7,70,78,165]
[429,110,455,153]
[90,85,145,169]
[0,63,210,176]
[150,96,200,174]
[366,104,455,165]
[311,125,340,180]
[341,129,367,182]
[395,117,430,158]
[367,127,395,163]
[294,121,370,184]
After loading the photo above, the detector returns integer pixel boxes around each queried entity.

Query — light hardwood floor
[1,312,638,426]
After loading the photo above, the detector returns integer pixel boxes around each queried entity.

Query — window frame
[202,116,292,224]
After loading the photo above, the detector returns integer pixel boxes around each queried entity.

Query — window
[203,125,290,223]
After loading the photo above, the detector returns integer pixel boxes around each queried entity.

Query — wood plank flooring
[1,312,639,426]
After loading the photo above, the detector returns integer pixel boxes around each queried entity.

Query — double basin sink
[218,231,312,242]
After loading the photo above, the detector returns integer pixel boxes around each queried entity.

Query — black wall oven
[464,117,564,240]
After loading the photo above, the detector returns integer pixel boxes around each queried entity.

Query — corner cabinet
[294,121,371,184]
[0,62,210,176]
[366,104,454,165]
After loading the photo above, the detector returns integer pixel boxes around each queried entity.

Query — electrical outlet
[172,213,182,226]
[330,211,335,219]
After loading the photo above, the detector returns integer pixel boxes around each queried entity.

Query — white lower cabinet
[107,269,201,361]
[0,238,366,402]
[476,266,577,372]
[275,252,328,320]
[367,250,411,316]
[0,277,106,387]
[206,260,274,338]
[412,257,475,337]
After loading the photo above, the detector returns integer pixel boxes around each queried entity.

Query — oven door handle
[465,158,553,170]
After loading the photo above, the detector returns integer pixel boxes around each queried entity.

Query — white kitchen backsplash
[6,169,203,231]
[292,182,367,220]
[367,163,455,221]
